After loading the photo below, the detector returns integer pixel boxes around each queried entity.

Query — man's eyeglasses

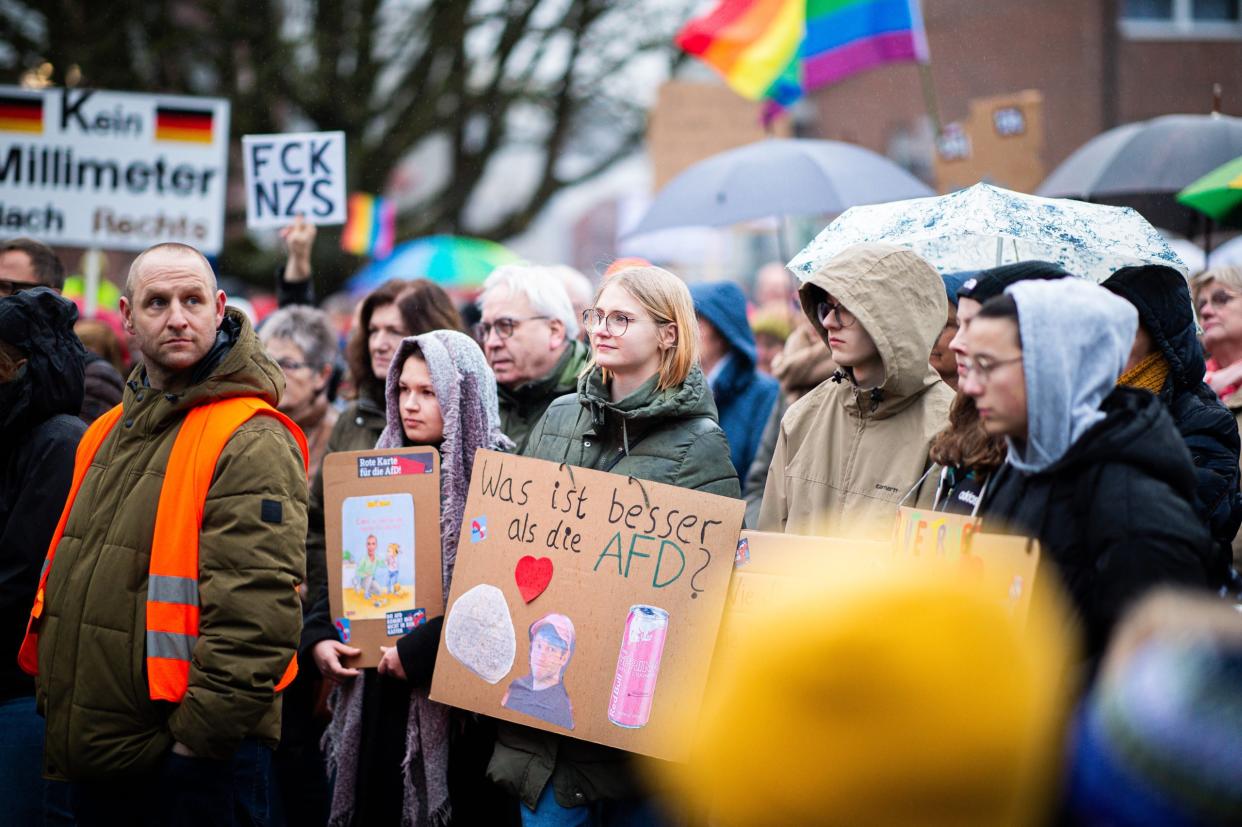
[959,356,1022,384]
[816,300,856,328]
[0,278,40,298]
[473,316,548,342]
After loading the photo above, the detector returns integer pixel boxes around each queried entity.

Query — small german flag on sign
[0,93,43,133]
[155,105,214,143]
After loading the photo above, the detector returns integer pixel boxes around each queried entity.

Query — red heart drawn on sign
[515,555,554,603]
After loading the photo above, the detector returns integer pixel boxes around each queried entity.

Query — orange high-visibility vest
[19,397,309,703]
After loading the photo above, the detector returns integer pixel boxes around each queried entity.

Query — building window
[1124,0,1174,18]
[1121,0,1242,37]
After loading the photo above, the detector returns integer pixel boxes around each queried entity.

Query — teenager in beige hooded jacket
[758,243,954,537]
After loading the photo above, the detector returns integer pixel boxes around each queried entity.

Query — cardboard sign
[323,447,443,668]
[894,507,1040,622]
[933,89,1046,195]
[647,81,792,191]
[430,450,746,761]
[0,86,230,252]
[242,131,346,228]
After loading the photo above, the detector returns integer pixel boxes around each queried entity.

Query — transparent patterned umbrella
[788,183,1188,284]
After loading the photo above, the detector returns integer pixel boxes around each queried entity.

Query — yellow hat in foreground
[663,570,1078,827]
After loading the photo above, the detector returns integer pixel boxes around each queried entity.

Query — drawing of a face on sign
[502,613,576,730]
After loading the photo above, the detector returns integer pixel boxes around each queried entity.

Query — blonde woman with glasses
[1192,264,1242,570]
[487,265,739,826]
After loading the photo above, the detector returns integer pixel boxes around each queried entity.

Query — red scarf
[1206,358,1239,399]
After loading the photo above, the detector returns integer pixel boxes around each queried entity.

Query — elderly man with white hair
[476,264,591,452]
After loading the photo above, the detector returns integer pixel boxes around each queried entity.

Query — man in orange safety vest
[21,242,309,826]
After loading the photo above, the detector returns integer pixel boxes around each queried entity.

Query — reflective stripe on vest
[20,397,309,704]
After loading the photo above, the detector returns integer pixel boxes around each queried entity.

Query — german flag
[155,105,214,143]
[0,93,43,134]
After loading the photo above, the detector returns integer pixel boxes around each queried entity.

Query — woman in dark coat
[0,288,85,824]
[487,265,739,825]
[292,280,464,826]
[1103,264,1242,588]
[316,330,515,827]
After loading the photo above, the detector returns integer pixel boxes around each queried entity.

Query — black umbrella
[1037,113,1242,237]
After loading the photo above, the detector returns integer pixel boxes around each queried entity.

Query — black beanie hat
[957,261,1073,304]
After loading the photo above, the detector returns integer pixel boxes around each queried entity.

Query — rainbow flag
[341,193,396,259]
[676,0,929,119]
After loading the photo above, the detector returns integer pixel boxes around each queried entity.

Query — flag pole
[917,61,943,138]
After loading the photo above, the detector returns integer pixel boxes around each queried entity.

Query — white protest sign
[242,131,346,228]
[0,86,230,252]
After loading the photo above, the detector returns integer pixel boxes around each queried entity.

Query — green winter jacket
[497,339,591,454]
[34,309,308,780]
[487,363,739,810]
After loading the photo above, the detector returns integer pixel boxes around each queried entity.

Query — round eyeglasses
[816,300,857,328]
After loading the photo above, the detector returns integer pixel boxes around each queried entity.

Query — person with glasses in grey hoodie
[962,279,1212,661]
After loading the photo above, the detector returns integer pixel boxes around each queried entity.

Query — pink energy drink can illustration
[607,605,669,729]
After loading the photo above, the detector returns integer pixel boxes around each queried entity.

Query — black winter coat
[0,288,85,701]
[980,388,1211,659]
[1104,265,1242,584]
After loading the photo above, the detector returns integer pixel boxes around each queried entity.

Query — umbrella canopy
[623,138,934,238]
[788,183,1187,284]
[1209,234,1242,268]
[1177,155,1242,227]
[1037,114,1242,233]
[346,235,520,293]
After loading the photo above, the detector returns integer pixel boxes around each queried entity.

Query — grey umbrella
[623,138,934,239]
[1037,113,1242,234]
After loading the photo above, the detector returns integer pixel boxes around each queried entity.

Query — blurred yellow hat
[663,570,1078,827]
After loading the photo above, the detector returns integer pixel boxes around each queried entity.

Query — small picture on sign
[734,537,750,567]
[470,516,487,543]
[608,605,669,730]
[340,494,416,620]
[445,583,517,684]
[386,608,427,636]
[333,617,351,644]
[502,613,577,731]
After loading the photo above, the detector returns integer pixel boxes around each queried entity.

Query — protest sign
[323,447,442,669]
[0,86,230,252]
[242,131,346,228]
[718,531,891,662]
[717,520,1039,673]
[894,507,1040,622]
[430,450,745,761]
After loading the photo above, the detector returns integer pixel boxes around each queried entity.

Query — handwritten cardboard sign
[323,447,442,668]
[242,130,346,228]
[894,507,1040,622]
[430,450,746,761]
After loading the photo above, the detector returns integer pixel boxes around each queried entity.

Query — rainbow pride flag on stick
[341,193,396,259]
[676,0,929,121]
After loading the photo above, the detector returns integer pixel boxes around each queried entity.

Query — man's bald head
[119,242,227,391]
[125,243,216,299]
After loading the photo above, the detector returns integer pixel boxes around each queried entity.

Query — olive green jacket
[35,309,308,779]
[487,364,739,809]
[497,339,591,455]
